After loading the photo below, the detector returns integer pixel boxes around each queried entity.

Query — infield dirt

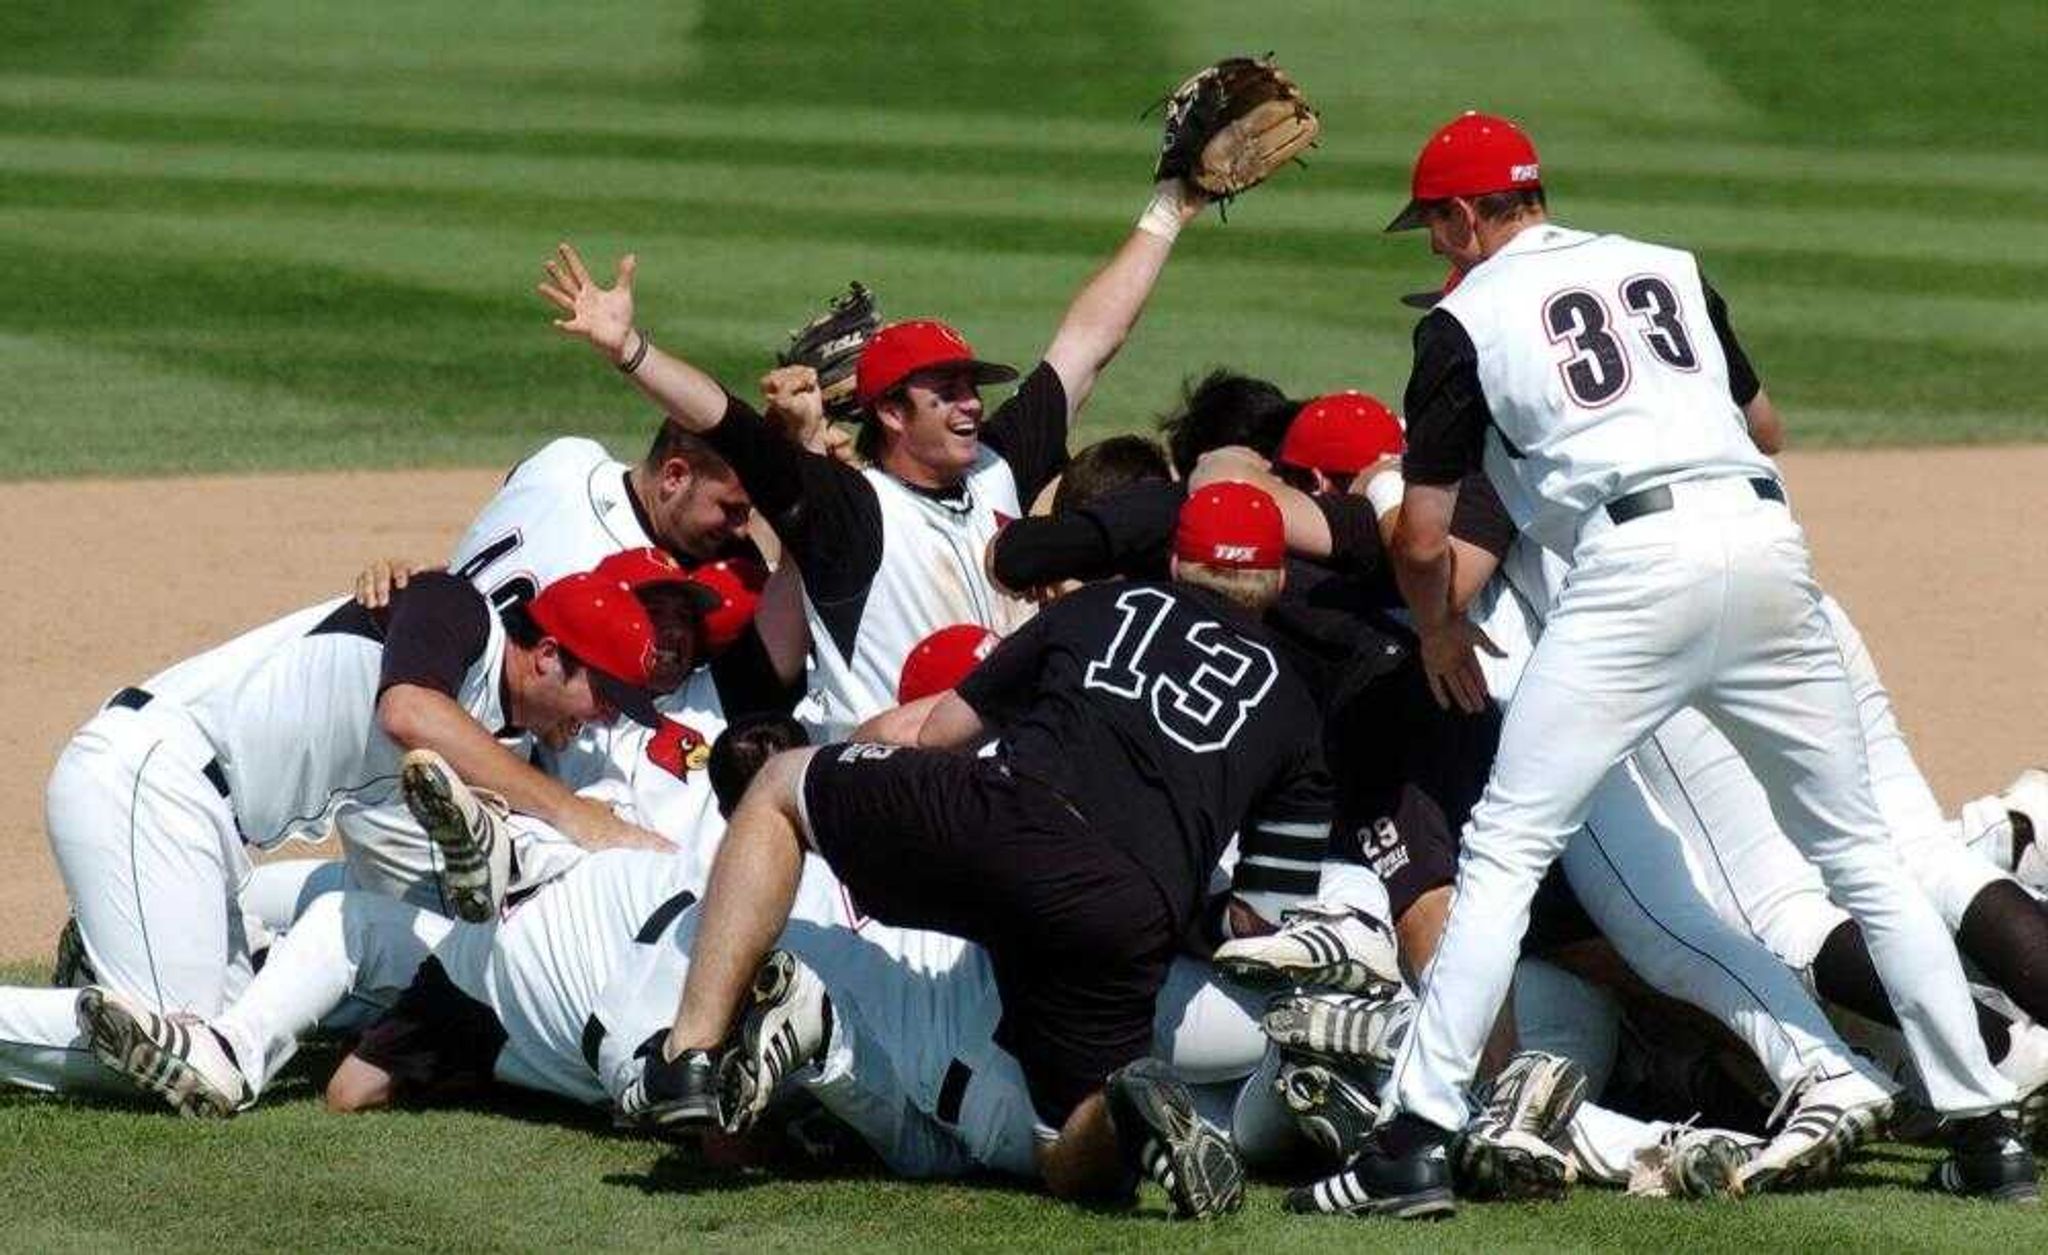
[2,449,2042,961]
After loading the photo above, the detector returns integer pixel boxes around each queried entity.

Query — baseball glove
[1154,56,1319,202]
[776,281,881,419]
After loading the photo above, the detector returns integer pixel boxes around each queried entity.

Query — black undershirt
[375,572,493,701]
[1404,278,1761,487]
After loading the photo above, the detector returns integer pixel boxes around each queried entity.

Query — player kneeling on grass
[0,555,707,1104]
[631,483,1333,1219]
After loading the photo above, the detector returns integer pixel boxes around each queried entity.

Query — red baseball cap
[855,319,1018,406]
[896,624,1000,704]
[1386,111,1541,232]
[1174,481,1285,571]
[1277,392,1405,476]
[526,570,680,727]
[1400,267,1464,311]
[686,556,768,655]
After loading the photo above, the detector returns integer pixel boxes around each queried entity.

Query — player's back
[1441,224,1774,553]
[451,436,650,611]
[963,579,1325,927]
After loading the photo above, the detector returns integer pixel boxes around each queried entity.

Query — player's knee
[323,1054,397,1114]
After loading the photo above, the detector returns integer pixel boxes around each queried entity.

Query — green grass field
[1,1,2046,479]
[4,3,2047,1250]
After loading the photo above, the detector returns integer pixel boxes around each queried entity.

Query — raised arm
[538,243,727,432]
[1039,184,1208,414]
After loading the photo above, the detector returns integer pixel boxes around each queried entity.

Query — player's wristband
[1364,467,1406,518]
[617,329,651,375]
[1137,179,1191,242]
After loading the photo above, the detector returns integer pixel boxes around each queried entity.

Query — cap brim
[1399,288,1442,310]
[1385,198,1430,233]
[592,669,662,728]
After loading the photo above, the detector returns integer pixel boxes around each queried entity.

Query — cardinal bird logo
[647,718,712,780]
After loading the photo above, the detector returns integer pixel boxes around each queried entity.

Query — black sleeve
[989,513,1117,590]
[1447,470,1515,560]
[708,627,800,719]
[1702,279,1761,407]
[379,572,492,698]
[1311,494,1386,577]
[953,600,1059,724]
[1401,311,1492,486]
[701,392,885,609]
[979,362,1070,506]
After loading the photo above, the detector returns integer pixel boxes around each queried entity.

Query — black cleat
[1929,1112,2041,1205]
[1106,1058,1245,1220]
[1287,1140,1456,1219]
[618,1045,721,1130]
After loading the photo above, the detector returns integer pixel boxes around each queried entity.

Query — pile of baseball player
[6,58,2046,1220]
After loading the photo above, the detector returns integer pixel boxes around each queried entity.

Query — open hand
[537,242,637,359]
[1419,615,1504,714]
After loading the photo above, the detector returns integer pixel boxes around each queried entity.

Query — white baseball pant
[1387,480,2010,1130]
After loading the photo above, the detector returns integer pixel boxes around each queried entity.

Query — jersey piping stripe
[1577,818,1817,1069]
[127,739,169,1013]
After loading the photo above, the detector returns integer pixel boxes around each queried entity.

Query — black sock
[1378,1111,1452,1158]
[1956,879,2048,1025]
[1812,920,2013,1062]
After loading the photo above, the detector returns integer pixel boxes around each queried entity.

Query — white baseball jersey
[140,592,516,858]
[1437,224,1775,554]
[450,436,654,610]
[803,453,1035,738]
[450,434,734,856]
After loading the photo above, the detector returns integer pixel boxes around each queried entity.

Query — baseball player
[635,484,1331,1219]
[0,561,700,1096]
[538,157,1217,741]
[1323,111,2034,1214]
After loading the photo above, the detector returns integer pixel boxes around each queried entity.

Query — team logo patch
[1511,162,1540,182]
[647,718,712,780]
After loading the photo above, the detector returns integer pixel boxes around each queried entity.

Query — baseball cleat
[2000,768,2047,892]
[1474,1051,1589,1144]
[1627,1125,1756,1200]
[401,749,512,924]
[1276,1058,1382,1165]
[1262,988,1415,1071]
[1928,1112,2041,1205]
[1450,1115,1576,1202]
[1106,1057,1245,1220]
[76,986,248,1118]
[1215,902,1404,995]
[49,916,95,989]
[1738,1071,1891,1193]
[717,949,834,1135]
[618,1042,721,1129]
[1286,1142,1455,1220]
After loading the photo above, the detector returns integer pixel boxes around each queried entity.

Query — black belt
[1605,477,1785,526]
[107,687,231,799]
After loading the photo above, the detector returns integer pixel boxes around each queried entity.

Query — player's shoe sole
[1262,990,1416,1071]
[76,986,244,1118]
[1106,1058,1245,1220]
[718,950,833,1135]
[1478,1051,1589,1143]
[1668,1130,1753,1201]
[1276,1059,1382,1165]
[1452,1118,1576,1202]
[401,749,509,925]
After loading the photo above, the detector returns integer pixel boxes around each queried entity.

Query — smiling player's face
[515,642,616,749]
[882,366,984,484]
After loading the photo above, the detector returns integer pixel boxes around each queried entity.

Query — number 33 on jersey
[1436,224,1776,554]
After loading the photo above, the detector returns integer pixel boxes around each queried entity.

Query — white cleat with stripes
[1262,988,1416,1070]
[76,986,249,1118]
[1738,1070,1892,1193]
[1216,902,1403,995]
[401,748,512,924]
[717,949,834,1135]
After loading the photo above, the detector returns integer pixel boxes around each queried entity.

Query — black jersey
[956,579,1329,928]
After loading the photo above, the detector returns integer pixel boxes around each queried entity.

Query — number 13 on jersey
[1082,587,1278,753]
